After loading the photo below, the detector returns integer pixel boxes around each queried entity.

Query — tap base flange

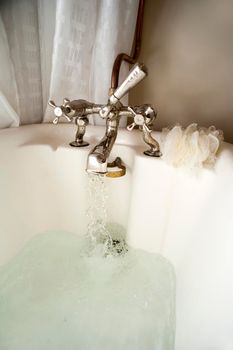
[69,141,89,147]
[144,149,162,157]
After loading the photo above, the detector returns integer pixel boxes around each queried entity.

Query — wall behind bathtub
[129,0,233,143]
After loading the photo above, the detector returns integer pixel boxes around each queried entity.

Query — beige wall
[129,0,233,143]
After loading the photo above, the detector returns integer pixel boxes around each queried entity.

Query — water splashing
[86,174,112,255]
[86,174,127,256]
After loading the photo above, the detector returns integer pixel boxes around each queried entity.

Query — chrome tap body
[49,63,161,176]
[87,116,120,174]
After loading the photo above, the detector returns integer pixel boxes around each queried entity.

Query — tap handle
[109,63,147,105]
[48,98,72,124]
[127,105,156,131]
[127,106,147,131]
[99,63,148,119]
[127,106,161,157]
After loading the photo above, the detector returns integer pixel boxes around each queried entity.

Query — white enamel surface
[0,124,233,350]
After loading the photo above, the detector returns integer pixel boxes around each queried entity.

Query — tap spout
[86,117,120,175]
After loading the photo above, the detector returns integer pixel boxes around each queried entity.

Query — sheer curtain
[0,0,139,129]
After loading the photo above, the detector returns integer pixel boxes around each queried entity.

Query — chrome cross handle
[48,98,103,147]
[127,105,161,157]
[127,105,156,131]
[127,106,150,131]
[48,99,72,124]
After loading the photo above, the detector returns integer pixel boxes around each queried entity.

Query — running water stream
[86,174,127,256]
[86,174,113,254]
[0,174,175,350]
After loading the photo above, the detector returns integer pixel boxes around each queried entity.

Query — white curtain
[0,0,139,129]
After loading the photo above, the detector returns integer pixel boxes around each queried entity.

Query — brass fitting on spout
[106,157,126,178]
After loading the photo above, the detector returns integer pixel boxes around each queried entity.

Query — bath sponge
[160,123,223,168]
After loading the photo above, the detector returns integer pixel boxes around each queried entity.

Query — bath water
[0,175,175,350]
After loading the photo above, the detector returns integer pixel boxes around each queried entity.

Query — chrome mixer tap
[49,63,161,177]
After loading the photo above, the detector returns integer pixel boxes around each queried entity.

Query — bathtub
[0,123,233,350]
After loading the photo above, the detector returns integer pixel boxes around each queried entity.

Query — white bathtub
[0,124,233,350]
